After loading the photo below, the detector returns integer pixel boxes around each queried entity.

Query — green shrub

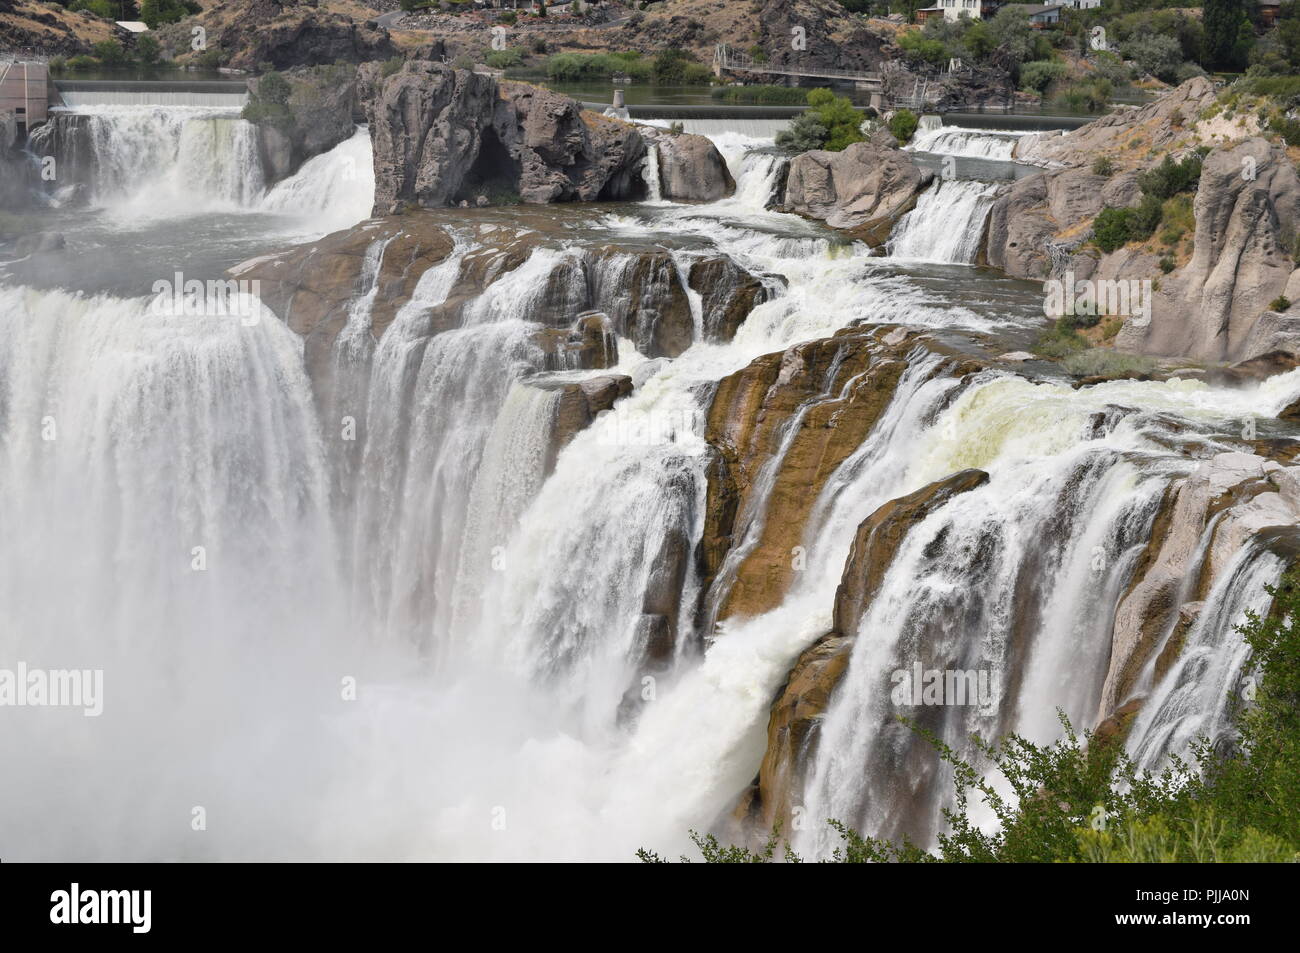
[1091,156,1115,177]
[135,35,162,68]
[1034,318,1089,359]
[1091,207,1134,253]
[380,56,404,78]
[1272,296,1293,312]
[775,113,830,152]
[711,85,807,105]
[1128,193,1164,242]
[1137,153,1203,200]
[91,40,127,66]
[1019,59,1066,94]
[888,107,919,145]
[256,71,292,106]
[64,54,98,71]
[1159,256,1176,273]
[1061,348,1156,377]
[1054,77,1112,113]
[777,90,866,152]
[485,49,524,70]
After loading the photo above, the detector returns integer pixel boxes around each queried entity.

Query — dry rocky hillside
[0,0,117,55]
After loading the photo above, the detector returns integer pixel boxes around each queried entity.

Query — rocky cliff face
[1117,139,1300,363]
[166,0,398,72]
[359,61,737,213]
[780,139,933,245]
[697,328,981,626]
[984,78,1300,366]
[359,59,736,213]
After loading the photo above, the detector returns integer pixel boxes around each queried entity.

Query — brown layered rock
[736,468,991,832]
[780,140,933,244]
[534,312,619,372]
[230,218,456,387]
[700,328,974,623]
[833,469,991,640]
[360,61,653,213]
[534,374,634,476]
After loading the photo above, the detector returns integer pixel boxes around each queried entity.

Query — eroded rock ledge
[231,210,777,394]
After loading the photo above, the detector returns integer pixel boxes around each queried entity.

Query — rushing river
[1,106,1295,860]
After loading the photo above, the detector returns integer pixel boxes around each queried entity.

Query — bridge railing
[714,44,881,83]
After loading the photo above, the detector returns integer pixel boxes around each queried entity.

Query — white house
[935,0,985,20]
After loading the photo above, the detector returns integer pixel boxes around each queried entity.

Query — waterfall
[642,144,664,203]
[0,283,350,859]
[6,125,1299,862]
[1126,544,1285,773]
[730,151,787,212]
[260,127,376,234]
[29,108,373,234]
[908,126,1029,160]
[886,179,999,264]
[31,106,266,213]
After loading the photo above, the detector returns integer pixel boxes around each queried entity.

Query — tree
[1203,0,1253,70]
[888,107,918,143]
[775,89,865,152]
[1120,34,1184,83]
[139,0,190,28]
[256,71,292,106]
[92,39,127,65]
[135,34,161,67]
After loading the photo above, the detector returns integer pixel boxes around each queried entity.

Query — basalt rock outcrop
[780,139,933,245]
[984,78,1300,365]
[734,467,991,834]
[231,212,775,393]
[641,126,735,202]
[360,62,725,213]
[1013,78,1219,169]
[248,64,361,185]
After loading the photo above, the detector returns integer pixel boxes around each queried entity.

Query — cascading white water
[642,144,664,203]
[908,126,1028,160]
[37,105,266,213]
[887,179,1000,264]
[6,120,1300,864]
[260,127,376,234]
[1126,544,1285,773]
[31,108,373,235]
